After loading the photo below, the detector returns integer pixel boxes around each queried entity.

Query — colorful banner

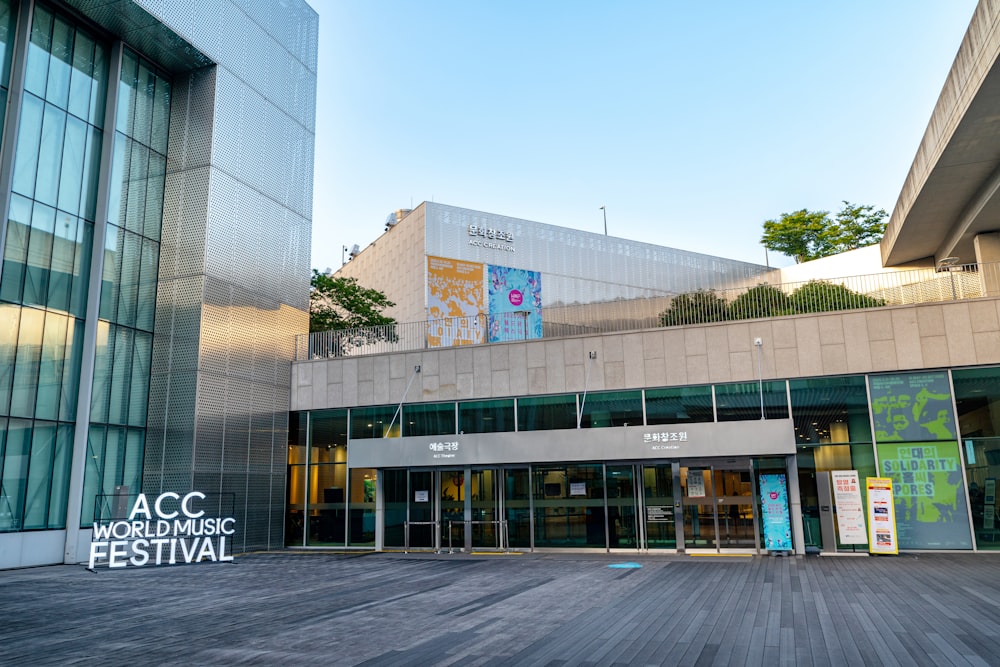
[869,372,954,442]
[831,470,867,544]
[876,441,972,549]
[487,264,542,342]
[866,477,898,555]
[426,256,484,347]
[759,474,792,551]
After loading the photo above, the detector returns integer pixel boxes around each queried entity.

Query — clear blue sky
[306,1,978,271]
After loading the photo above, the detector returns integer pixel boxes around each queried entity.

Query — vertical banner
[759,474,792,551]
[866,477,898,555]
[487,264,542,342]
[831,470,868,544]
[426,256,484,347]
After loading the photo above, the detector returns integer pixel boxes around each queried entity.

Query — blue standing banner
[759,474,793,552]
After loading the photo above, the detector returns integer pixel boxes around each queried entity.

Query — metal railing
[445,519,509,553]
[297,261,1000,360]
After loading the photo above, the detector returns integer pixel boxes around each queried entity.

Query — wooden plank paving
[2,552,1000,665]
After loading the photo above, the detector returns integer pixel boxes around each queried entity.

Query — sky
[305,1,979,272]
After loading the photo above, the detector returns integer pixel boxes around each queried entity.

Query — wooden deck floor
[2,552,999,666]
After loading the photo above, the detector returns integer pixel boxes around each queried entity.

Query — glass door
[681,460,759,552]
[607,465,638,549]
[407,470,435,549]
[642,464,676,549]
[471,468,501,549]
[440,469,465,551]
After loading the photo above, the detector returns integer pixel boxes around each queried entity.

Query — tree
[789,280,885,313]
[761,201,888,263]
[728,283,794,320]
[310,269,396,335]
[658,289,728,327]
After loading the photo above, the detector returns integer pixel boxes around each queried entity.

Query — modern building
[0,0,316,569]
[288,1,1000,556]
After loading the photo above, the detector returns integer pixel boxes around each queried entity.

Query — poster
[414,490,429,503]
[487,264,542,342]
[687,470,705,498]
[876,441,972,548]
[426,256,484,347]
[569,482,587,497]
[866,477,898,555]
[869,372,954,442]
[831,470,867,544]
[759,474,792,551]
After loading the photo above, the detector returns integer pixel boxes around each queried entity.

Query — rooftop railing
[296,261,1000,360]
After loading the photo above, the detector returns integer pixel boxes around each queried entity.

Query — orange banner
[427,256,484,347]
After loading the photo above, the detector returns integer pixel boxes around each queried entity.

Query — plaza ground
[2,551,999,666]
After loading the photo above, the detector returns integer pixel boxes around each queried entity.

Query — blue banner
[759,474,792,551]
[487,264,542,342]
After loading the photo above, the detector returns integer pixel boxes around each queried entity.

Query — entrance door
[440,469,465,551]
[681,461,759,552]
[408,470,435,549]
[642,463,677,549]
[471,468,501,549]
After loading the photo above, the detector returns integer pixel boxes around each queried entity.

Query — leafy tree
[789,280,885,313]
[761,201,887,263]
[728,283,794,320]
[310,270,396,332]
[658,289,728,326]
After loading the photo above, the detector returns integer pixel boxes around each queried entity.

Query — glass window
[0,303,20,413]
[0,419,31,531]
[349,405,397,439]
[579,390,641,428]
[348,469,377,546]
[517,394,577,431]
[23,202,56,307]
[67,31,94,121]
[789,376,872,445]
[311,409,348,449]
[34,312,68,421]
[459,399,514,434]
[57,115,86,215]
[47,424,73,528]
[0,195,32,303]
[645,385,714,424]
[44,15,73,109]
[402,402,455,437]
[127,332,151,426]
[716,380,788,421]
[24,6,52,98]
[22,421,56,529]
[953,367,1000,550]
[9,307,44,418]
[532,463,606,548]
[954,367,1000,437]
[34,103,66,207]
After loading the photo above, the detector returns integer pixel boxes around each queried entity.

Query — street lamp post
[600,206,607,236]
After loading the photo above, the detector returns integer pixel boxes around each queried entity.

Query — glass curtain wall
[82,47,170,527]
[0,2,99,532]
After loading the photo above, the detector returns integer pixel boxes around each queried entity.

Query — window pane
[89,42,107,127]
[98,224,122,322]
[348,405,396,439]
[79,126,102,221]
[116,230,141,327]
[124,141,148,233]
[0,0,17,89]
[11,93,43,197]
[459,399,514,434]
[0,419,32,530]
[9,307,44,418]
[517,395,577,431]
[150,75,170,154]
[44,15,72,108]
[122,428,143,494]
[0,195,32,303]
[645,385,714,425]
[46,210,77,313]
[69,219,93,318]
[789,376,872,445]
[116,50,137,135]
[402,402,455,437]
[954,367,1000,437]
[57,114,86,215]
[24,6,52,97]
[143,153,166,240]
[311,409,348,450]
[34,312,68,420]
[128,332,151,426]
[22,421,56,529]
[532,463,606,548]
[869,372,954,442]
[59,318,84,421]
[23,202,56,306]
[105,134,127,227]
[133,60,154,146]
[716,380,788,421]
[0,304,21,414]
[34,104,67,206]
[67,31,94,120]
[47,424,74,528]
[81,425,105,525]
[579,390,642,428]
[107,326,134,424]
[89,321,111,422]
[135,238,158,331]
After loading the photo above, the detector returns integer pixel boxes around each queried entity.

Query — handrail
[298,261,1000,360]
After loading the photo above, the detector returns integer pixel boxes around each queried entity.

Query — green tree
[761,201,888,263]
[310,270,396,333]
[789,280,885,313]
[659,289,728,326]
[728,283,794,320]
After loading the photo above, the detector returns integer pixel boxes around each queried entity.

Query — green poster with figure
[876,441,972,549]
[869,372,955,442]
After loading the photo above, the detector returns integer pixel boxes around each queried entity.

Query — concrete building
[0,0,316,569]
[288,1,1000,556]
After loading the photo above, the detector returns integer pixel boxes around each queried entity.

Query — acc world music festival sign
[89,491,236,569]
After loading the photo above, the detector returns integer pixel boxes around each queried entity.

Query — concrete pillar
[974,232,1000,297]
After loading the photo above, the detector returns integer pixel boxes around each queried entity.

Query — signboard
[759,474,792,551]
[687,470,705,498]
[569,482,587,497]
[487,264,542,342]
[831,470,867,545]
[866,477,898,555]
[89,491,235,569]
[646,506,674,522]
[414,490,429,503]
[426,256,484,347]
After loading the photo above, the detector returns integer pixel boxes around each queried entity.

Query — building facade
[0,0,316,569]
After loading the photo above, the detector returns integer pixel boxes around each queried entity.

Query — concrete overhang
[882,2,1000,267]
